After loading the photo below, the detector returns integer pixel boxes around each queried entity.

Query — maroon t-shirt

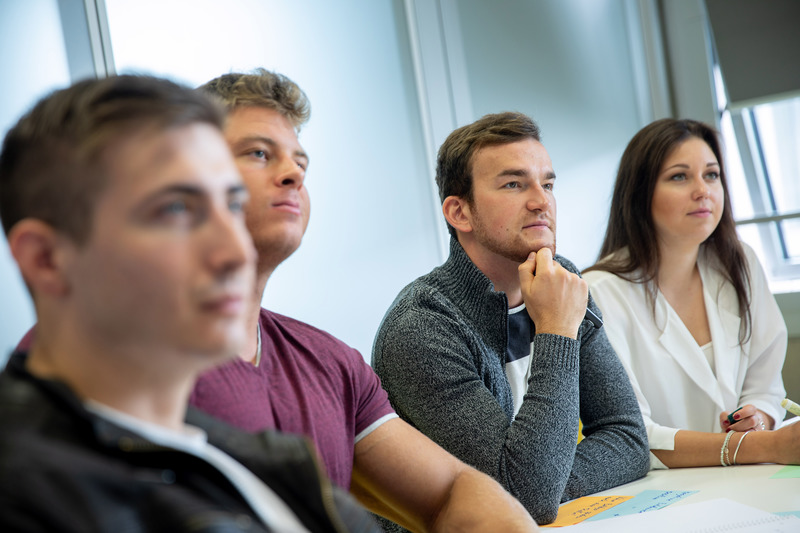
[189,309,396,489]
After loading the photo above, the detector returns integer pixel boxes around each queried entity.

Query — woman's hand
[720,404,773,432]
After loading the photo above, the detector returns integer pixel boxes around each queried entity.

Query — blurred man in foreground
[0,74,378,532]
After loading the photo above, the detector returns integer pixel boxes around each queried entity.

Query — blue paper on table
[584,489,697,521]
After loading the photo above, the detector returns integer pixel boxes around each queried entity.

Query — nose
[273,155,305,191]
[526,182,551,212]
[207,204,257,278]
[692,175,709,199]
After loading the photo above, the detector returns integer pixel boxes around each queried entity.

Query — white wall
[105,0,443,360]
[450,0,646,270]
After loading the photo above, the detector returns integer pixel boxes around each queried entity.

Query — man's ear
[7,219,74,298]
[442,196,473,234]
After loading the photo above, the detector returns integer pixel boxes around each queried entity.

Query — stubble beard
[470,212,557,264]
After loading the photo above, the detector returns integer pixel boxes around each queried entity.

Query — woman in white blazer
[583,118,799,469]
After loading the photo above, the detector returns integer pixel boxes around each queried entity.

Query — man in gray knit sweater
[372,112,649,526]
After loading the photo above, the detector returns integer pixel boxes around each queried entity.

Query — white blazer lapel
[655,290,726,411]
[700,258,743,409]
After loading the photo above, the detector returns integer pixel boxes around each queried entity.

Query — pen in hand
[727,406,744,425]
[584,307,603,329]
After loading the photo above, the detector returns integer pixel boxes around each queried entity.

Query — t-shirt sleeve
[348,346,397,439]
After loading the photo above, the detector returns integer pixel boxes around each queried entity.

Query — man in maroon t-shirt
[191,70,537,532]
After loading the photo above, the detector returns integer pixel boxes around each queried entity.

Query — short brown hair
[199,68,310,131]
[436,112,541,237]
[0,75,225,243]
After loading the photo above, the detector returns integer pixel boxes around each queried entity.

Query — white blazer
[584,242,786,469]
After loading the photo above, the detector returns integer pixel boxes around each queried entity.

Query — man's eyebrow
[150,184,204,197]
[231,135,309,162]
[495,169,556,180]
[132,184,202,213]
[496,168,528,178]
[143,182,242,202]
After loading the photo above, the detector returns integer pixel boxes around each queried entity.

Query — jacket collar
[429,238,578,356]
[430,238,509,356]
[698,248,742,407]
[2,352,234,452]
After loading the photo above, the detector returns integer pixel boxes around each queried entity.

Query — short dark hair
[584,118,751,342]
[199,68,310,131]
[436,112,541,237]
[0,75,225,243]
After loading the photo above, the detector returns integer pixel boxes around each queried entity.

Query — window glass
[715,61,800,292]
[754,97,800,215]
[720,111,754,220]
[780,219,800,260]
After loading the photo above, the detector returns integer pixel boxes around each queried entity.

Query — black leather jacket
[0,352,379,532]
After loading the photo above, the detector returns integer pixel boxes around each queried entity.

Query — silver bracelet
[732,430,752,465]
[720,430,735,466]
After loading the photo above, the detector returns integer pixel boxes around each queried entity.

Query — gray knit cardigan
[372,239,649,525]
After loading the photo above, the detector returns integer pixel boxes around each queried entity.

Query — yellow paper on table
[542,495,633,527]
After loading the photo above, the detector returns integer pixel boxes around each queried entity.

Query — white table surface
[588,463,800,514]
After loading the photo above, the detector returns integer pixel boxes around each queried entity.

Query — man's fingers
[518,251,538,279]
[534,247,554,275]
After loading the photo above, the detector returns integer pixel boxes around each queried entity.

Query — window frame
[726,105,800,283]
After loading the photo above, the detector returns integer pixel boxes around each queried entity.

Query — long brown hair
[584,118,751,343]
